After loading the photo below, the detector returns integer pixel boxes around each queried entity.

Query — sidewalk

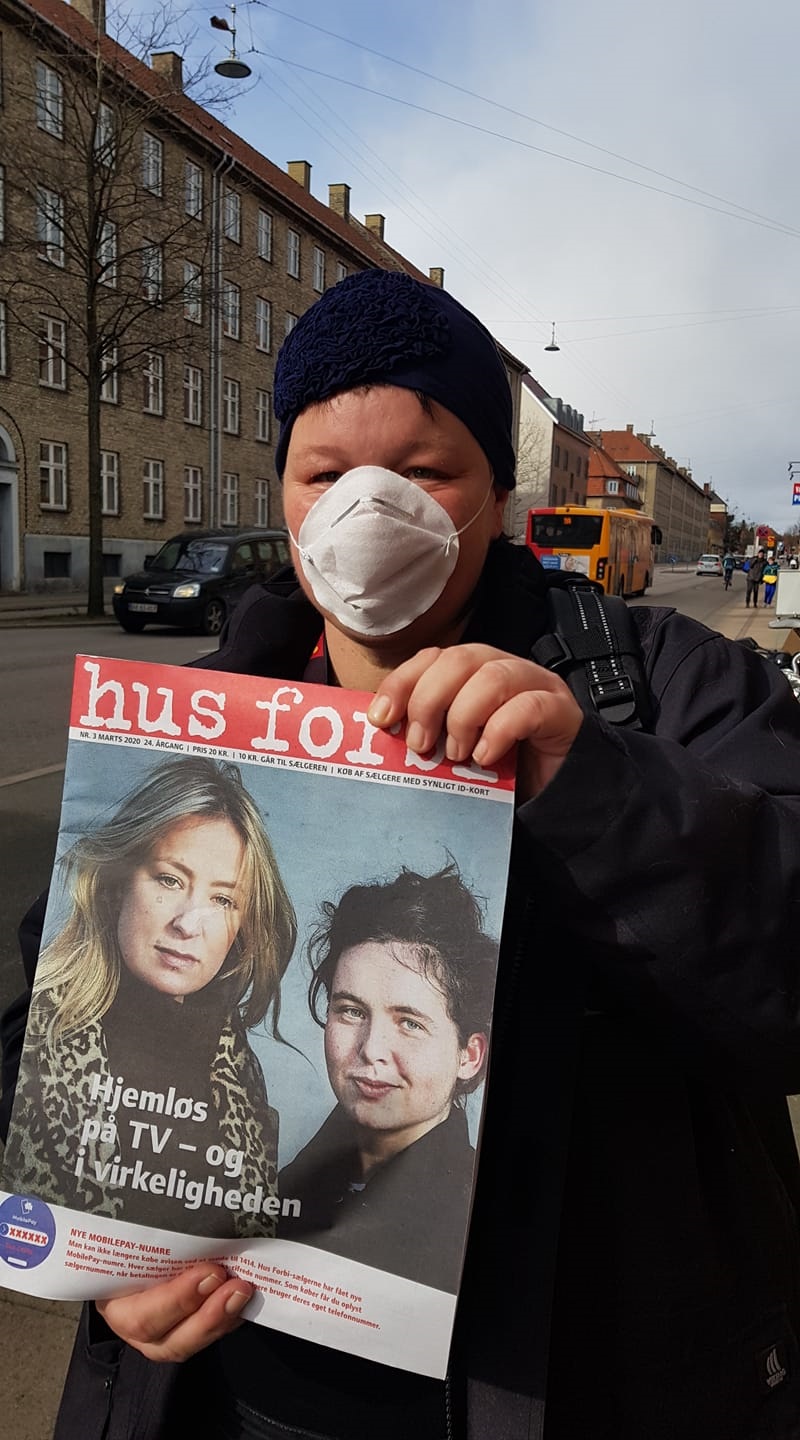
[0,578,798,1439]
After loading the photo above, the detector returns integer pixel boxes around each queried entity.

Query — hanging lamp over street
[211,7,251,78]
[544,322,560,352]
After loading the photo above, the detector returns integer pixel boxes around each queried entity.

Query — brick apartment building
[0,0,526,592]
[587,426,710,562]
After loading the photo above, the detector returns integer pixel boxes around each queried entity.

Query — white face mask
[291,466,493,637]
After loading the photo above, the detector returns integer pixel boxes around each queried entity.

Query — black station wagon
[112,528,290,635]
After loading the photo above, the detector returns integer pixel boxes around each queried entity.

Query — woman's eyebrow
[149,854,239,888]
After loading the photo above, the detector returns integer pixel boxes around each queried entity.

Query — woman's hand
[367,644,584,800]
[96,1263,253,1363]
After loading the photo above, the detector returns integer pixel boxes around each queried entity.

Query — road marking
[0,763,65,789]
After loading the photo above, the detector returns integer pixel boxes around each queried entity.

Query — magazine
[0,654,515,1378]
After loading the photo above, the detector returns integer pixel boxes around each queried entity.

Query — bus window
[529,514,604,549]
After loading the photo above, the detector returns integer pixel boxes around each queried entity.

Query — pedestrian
[745,548,766,607]
[762,556,780,606]
[3,268,800,1440]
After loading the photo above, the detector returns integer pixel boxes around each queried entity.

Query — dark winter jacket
[4,539,800,1440]
[278,1103,476,1293]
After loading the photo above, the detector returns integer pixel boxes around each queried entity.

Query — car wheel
[202,598,226,636]
[118,615,146,633]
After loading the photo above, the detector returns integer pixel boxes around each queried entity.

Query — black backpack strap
[531,580,655,732]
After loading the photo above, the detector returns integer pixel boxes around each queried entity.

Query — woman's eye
[310,471,341,485]
[213,894,234,910]
[400,1017,424,1033]
[405,467,440,481]
[156,873,181,890]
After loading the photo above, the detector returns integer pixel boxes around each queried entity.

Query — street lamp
[544,321,560,353]
[210,8,251,79]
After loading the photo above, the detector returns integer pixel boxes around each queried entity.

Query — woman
[279,865,494,1292]
[7,269,800,1440]
[2,756,296,1239]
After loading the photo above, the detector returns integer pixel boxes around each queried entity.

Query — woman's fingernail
[406,722,425,753]
[445,736,461,761]
[198,1273,223,1296]
[367,695,391,725]
[225,1288,252,1316]
[472,740,489,765]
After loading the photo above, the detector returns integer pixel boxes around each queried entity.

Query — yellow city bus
[526,506,663,598]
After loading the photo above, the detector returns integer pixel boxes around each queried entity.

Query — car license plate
[129,603,158,613]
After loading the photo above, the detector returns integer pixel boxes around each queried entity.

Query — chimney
[328,183,350,220]
[626,423,634,433]
[150,52,184,90]
[429,267,445,288]
[70,0,106,28]
[287,161,312,191]
[364,213,385,240]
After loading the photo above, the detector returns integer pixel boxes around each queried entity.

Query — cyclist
[722,551,735,589]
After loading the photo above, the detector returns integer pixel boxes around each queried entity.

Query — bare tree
[1,0,241,613]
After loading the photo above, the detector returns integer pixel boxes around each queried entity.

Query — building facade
[0,0,526,591]
[587,426,710,562]
[512,375,590,540]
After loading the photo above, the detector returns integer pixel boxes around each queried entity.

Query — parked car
[696,554,723,577]
[112,528,290,635]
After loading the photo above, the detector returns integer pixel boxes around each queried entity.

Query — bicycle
[723,567,734,590]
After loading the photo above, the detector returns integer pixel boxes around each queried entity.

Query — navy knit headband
[273,270,516,489]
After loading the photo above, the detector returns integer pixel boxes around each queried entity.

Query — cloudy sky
[185,0,799,529]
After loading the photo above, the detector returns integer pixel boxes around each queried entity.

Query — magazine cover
[0,654,515,1377]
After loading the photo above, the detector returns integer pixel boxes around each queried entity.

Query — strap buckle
[589,674,637,725]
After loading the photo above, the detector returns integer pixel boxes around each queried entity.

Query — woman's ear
[490,486,510,539]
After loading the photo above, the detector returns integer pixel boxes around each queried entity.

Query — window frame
[101,449,119,516]
[35,61,64,139]
[36,186,65,266]
[312,246,325,292]
[39,439,68,510]
[255,478,270,527]
[255,296,271,352]
[143,457,165,519]
[221,471,239,526]
[256,208,272,261]
[183,364,203,425]
[255,388,271,443]
[184,464,203,523]
[38,314,67,389]
[222,187,241,243]
[222,376,240,435]
[183,260,203,323]
[142,351,164,416]
[141,131,164,196]
[184,159,204,219]
[222,279,241,340]
[286,227,300,278]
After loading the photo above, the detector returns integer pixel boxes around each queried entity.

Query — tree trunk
[86,345,105,618]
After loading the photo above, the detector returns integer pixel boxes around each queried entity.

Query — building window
[183,364,202,425]
[553,444,560,467]
[0,301,6,376]
[40,440,68,509]
[94,102,115,167]
[335,261,347,284]
[36,186,65,265]
[286,228,300,278]
[222,187,241,243]
[222,376,240,435]
[222,279,240,339]
[184,159,203,218]
[285,311,298,337]
[35,61,63,138]
[256,208,272,260]
[101,450,119,515]
[312,246,325,292]
[97,220,117,287]
[183,260,202,323]
[606,478,620,495]
[143,351,164,414]
[255,478,270,527]
[141,241,163,303]
[184,465,202,522]
[38,315,67,389]
[221,471,239,526]
[255,388,271,443]
[143,458,164,519]
[142,132,163,195]
[43,550,71,578]
[100,342,118,404]
[255,296,271,352]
